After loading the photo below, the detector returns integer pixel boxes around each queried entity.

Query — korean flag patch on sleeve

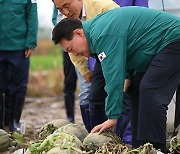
[98,52,107,62]
[31,0,37,3]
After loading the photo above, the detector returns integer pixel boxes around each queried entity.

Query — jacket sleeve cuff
[107,114,120,119]
[125,70,135,80]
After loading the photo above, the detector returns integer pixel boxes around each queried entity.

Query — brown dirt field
[20,97,83,140]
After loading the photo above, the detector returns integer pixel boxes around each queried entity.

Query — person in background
[0,0,38,132]
[52,6,78,124]
[52,5,94,132]
[52,7,180,153]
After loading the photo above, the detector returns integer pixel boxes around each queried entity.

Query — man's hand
[25,49,33,58]
[124,79,131,92]
[91,119,117,134]
[83,71,92,82]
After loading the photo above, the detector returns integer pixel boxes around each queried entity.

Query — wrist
[26,47,34,51]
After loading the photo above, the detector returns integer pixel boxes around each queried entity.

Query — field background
[27,39,65,97]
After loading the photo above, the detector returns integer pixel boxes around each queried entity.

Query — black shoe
[9,119,21,132]
[67,117,74,123]
[10,96,25,132]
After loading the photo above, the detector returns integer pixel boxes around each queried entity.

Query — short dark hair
[52,18,83,44]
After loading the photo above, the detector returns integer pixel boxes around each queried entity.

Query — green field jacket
[83,7,180,119]
[0,0,38,51]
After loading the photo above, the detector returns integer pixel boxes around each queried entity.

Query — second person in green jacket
[0,0,38,132]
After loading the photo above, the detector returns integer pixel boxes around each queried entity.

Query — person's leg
[89,62,108,128]
[115,92,131,142]
[4,66,12,127]
[0,52,8,129]
[75,67,91,132]
[63,51,77,123]
[138,40,180,153]
[174,84,180,132]
[123,121,132,144]
[9,50,29,132]
[128,72,144,148]
[4,92,12,127]
[0,94,4,129]
[79,103,91,132]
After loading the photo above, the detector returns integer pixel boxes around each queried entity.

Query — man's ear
[74,29,84,37]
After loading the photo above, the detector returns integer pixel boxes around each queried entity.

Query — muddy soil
[20,97,83,140]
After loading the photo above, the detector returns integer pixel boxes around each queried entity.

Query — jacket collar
[82,21,95,54]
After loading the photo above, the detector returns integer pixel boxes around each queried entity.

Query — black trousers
[0,50,29,96]
[63,51,77,123]
[174,84,180,130]
[129,72,144,147]
[89,62,107,107]
[63,51,77,94]
[130,40,180,147]
[88,62,108,127]
[115,92,131,140]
